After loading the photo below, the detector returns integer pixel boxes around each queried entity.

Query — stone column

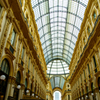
[5,76,16,100]
[0,7,6,31]
[89,94,93,100]
[18,84,25,100]
[95,49,100,71]
[0,17,11,61]
[96,93,99,100]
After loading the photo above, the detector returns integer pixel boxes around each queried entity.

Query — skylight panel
[65,70,70,73]
[72,36,77,43]
[80,0,89,5]
[77,4,85,18]
[47,70,49,74]
[31,0,89,75]
[51,71,57,74]
[58,26,65,31]
[59,0,63,6]
[66,24,73,33]
[54,12,57,18]
[66,33,71,40]
[43,25,49,33]
[41,37,45,43]
[36,18,42,30]
[63,0,68,7]
[47,46,51,50]
[39,29,43,38]
[31,0,38,7]
[65,39,70,45]
[54,7,58,11]
[67,14,75,24]
[68,1,78,14]
[50,13,54,18]
[42,43,46,49]
[42,15,49,26]
[62,12,67,18]
[47,47,51,51]
[75,17,82,29]
[34,6,40,19]
[54,0,58,7]
[47,51,51,55]
[73,28,79,37]
[40,2,48,15]
[46,41,51,46]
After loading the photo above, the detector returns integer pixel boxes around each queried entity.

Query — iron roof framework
[50,76,65,89]
[31,0,89,75]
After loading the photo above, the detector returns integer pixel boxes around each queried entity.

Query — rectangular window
[33,65,34,74]
[36,72,37,79]
[87,64,90,74]
[9,45,14,54]
[80,75,82,83]
[86,86,88,93]
[28,58,30,69]
[19,0,22,6]
[0,4,2,11]
[78,79,79,84]
[84,70,86,78]
[80,92,81,97]
[68,95,70,100]
[93,56,97,68]
[21,47,25,60]
[11,30,16,46]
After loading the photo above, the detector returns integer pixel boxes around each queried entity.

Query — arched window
[16,71,21,84]
[1,59,10,75]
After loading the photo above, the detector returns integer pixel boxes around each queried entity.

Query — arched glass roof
[50,76,65,89]
[47,59,69,75]
[31,0,89,75]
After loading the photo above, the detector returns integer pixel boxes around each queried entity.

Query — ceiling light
[0,75,6,80]
[32,93,34,96]
[91,93,94,95]
[17,85,21,89]
[26,90,29,93]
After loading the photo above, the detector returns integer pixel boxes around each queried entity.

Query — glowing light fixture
[17,85,21,89]
[0,75,6,80]
[32,93,34,96]
[26,90,29,93]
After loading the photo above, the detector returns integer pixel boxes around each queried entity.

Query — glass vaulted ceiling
[31,0,89,75]
[50,76,65,89]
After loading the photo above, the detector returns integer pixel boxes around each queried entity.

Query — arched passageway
[0,58,10,100]
[53,91,61,100]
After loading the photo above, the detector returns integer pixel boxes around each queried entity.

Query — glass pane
[31,0,89,75]
[11,30,16,46]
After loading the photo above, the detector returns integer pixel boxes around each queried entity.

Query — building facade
[1,0,100,100]
[0,0,47,100]
[69,0,100,100]
[62,80,71,100]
